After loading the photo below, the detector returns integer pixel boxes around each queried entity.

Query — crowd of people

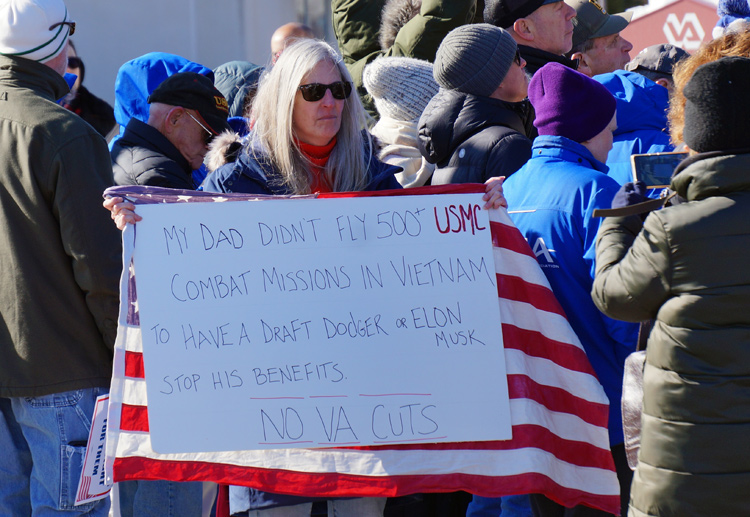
[2,0,750,516]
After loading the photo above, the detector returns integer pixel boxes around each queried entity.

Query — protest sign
[75,394,111,505]
[132,192,512,453]
[104,185,620,514]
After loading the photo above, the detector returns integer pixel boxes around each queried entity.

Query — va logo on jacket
[532,237,558,268]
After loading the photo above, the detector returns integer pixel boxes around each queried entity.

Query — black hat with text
[148,72,230,135]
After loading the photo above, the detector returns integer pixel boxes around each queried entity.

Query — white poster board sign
[133,193,511,453]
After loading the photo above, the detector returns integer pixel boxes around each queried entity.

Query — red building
[622,0,719,55]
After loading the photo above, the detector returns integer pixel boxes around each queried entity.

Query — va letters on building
[132,193,512,454]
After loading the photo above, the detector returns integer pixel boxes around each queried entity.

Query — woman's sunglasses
[514,49,522,67]
[298,81,352,102]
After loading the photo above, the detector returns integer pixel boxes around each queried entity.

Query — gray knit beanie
[363,57,439,122]
[433,23,517,97]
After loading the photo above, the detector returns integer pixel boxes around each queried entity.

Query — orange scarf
[296,137,337,193]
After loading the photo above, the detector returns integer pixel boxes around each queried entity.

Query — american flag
[103,184,619,514]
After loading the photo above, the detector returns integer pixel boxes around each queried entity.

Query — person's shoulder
[587,164,621,189]
[1,63,108,160]
[209,155,247,184]
[203,147,275,194]
[421,89,468,122]
[113,130,173,167]
[418,90,472,162]
[454,111,529,159]
[478,122,529,147]
[365,151,403,191]
[113,137,187,186]
[562,164,621,210]
[512,142,588,184]
[442,95,527,146]
[29,96,105,146]
[22,101,112,174]
[555,157,615,188]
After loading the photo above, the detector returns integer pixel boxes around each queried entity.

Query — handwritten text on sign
[133,193,511,453]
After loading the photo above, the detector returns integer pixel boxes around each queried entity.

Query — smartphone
[630,152,688,188]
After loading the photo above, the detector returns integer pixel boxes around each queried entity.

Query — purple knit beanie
[529,62,616,143]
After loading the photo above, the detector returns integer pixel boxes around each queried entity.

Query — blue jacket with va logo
[503,135,638,445]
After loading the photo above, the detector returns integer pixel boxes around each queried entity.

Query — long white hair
[249,39,372,194]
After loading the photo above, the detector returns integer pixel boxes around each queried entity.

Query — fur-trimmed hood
[205,131,244,173]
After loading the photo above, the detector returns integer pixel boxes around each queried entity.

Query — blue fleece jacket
[503,135,638,446]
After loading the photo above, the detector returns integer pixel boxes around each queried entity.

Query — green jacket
[0,56,122,397]
[592,152,750,517]
[332,0,477,119]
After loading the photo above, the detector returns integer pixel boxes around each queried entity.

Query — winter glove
[593,181,668,219]
[611,181,648,210]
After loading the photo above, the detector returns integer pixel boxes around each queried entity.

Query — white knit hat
[0,0,72,63]
[363,57,439,122]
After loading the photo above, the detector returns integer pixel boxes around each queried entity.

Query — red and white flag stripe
[104,185,620,514]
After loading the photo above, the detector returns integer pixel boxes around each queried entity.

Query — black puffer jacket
[111,118,194,189]
[417,89,532,184]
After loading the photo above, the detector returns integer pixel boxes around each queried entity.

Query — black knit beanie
[683,56,750,153]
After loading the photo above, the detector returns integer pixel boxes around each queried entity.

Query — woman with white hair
[202,38,398,196]
[185,42,399,514]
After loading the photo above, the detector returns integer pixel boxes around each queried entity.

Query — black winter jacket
[63,85,116,138]
[417,89,532,184]
[518,45,578,76]
[111,118,194,189]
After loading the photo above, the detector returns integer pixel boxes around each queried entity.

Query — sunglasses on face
[49,20,76,36]
[298,81,352,102]
[185,111,213,145]
[514,49,522,67]
[67,56,82,69]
